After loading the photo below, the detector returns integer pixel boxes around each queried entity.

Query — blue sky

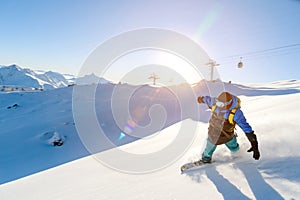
[1,0,300,84]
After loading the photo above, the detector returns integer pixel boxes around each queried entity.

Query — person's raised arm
[197,96,215,108]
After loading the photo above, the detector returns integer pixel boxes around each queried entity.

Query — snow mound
[39,131,66,146]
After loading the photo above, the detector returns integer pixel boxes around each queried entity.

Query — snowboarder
[197,92,260,163]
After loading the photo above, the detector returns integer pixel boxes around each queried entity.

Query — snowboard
[180,160,213,173]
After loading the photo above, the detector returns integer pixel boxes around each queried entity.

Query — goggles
[216,99,232,107]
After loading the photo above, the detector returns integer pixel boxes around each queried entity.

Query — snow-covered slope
[0,80,299,200]
[0,64,71,89]
[0,64,112,90]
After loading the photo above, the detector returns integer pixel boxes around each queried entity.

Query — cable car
[237,57,243,68]
[238,61,243,68]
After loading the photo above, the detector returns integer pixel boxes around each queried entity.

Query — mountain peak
[75,73,110,85]
[0,64,21,71]
[0,64,112,90]
[0,64,69,89]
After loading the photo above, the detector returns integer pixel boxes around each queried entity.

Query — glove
[247,141,260,160]
[197,96,205,104]
[246,132,260,160]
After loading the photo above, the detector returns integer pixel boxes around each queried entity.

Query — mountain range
[0,64,110,90]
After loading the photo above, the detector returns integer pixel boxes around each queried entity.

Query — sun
[103,49,205,86]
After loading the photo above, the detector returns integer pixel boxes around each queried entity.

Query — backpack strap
[211,104,217,112]
[228,97,241,124]
[228,108,237,124]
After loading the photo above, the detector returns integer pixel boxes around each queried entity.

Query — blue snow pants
[202,137,239,162]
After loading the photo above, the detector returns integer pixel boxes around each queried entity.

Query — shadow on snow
[1,80,299,185]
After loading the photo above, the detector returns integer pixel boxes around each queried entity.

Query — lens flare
[118,132,126,140]
[196,4,222,37]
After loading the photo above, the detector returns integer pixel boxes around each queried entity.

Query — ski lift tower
[148,73,159,85]
[206,59,220,81]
